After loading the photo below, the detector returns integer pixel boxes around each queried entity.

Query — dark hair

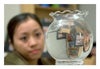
[7,13,43,44]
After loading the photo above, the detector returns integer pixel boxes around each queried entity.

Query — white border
[0,0,99,69]
[0,0,98,4]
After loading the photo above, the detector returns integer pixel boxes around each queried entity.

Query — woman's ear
[8,39,14,51]
[8,39,12,45]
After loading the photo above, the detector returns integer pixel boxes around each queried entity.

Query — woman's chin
[28,53,42,60]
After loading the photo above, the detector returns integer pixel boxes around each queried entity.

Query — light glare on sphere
[46,10,93,65]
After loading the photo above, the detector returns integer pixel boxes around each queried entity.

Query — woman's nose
[28,37,38,47]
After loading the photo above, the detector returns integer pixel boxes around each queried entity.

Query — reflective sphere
[46,10,93,65]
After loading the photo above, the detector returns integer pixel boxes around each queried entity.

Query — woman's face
[12,18,44,60]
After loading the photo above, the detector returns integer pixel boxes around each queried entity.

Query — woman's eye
[20,36,27,41]
[35,33,41,37]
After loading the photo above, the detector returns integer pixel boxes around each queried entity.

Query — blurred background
[4,4,96,65]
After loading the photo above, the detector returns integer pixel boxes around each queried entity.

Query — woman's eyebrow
[20,32,28,36]
[33,28,41,33]
[18,28,42,36]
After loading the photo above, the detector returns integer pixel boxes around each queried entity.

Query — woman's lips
[31,49,41,54]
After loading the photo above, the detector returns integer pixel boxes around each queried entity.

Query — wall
[79,4,96,42]
[4,4,21,39]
